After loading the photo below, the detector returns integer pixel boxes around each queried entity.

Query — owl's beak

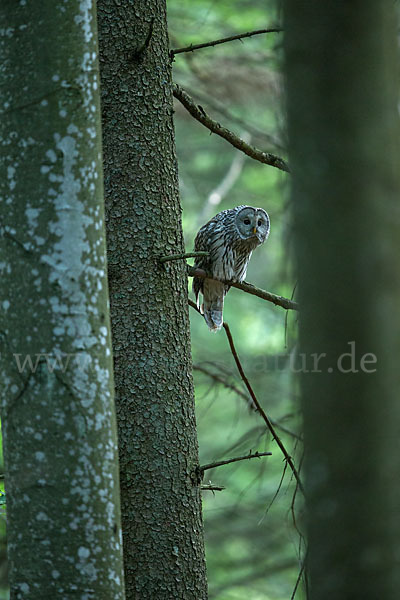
[253,227,257,235]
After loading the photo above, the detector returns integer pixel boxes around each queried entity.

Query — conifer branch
[193,364,302,439]
[200,450,272,474]
[170,27,283,56]
[159,251,209,263]
[173,84,289,173]
[222,322,304,494]
[188,300,304,493]
[201,484,225,492]
[188,265,298,311]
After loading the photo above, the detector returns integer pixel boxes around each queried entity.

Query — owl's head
[235,206,270,244]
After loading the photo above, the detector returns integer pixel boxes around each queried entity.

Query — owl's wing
[234,251,252,283]
[192,271,204,309]
[192,226,213,307]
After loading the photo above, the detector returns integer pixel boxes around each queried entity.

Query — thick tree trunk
[97,2,208,599]
[284,2,400,598]
[0,2,125,598]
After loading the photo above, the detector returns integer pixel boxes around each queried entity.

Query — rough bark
[284,2,400,597]
[97,2,208,598]
[0,2,124,598]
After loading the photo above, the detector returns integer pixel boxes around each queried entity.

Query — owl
[193,205,270,331]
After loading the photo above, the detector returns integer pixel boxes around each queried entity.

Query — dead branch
[178,85,284,150]
[188,265,299,311]
[159,251,209,263]
[193,364,302,440]
[173,84,289,173]
[200,450,272,474]
[222,322,304,494]
[201,484,225,492]
[189,299,304,493]
[170,27,283,56]
[193,363,257,411]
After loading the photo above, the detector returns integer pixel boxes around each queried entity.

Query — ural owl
[193,205,270,331]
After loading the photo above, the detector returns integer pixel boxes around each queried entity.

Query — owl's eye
[257,219,262,226]
[243,218,251,225]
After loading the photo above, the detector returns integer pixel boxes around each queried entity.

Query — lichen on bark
[0,1,125,597]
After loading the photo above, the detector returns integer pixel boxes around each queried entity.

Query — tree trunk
[0,2,125,598]
[97,2,208,598]
[284,2,400,597]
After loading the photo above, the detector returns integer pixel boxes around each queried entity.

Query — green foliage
[169,1,304,598]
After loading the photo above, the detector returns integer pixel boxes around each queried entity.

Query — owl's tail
[200,280,226,332]
[203,298,224,331]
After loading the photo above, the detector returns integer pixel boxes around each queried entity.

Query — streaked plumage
[193,205,270,331]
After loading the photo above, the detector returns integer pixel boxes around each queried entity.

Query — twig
[173,84,289,173]
[258,461,288,525]
[159,251,209,263]
[200,450,272,474]
[193,363,257,411]
[222,322,304,494]
[201,484,225,492]
[291,559,306,600]
[193,364,303,440]
[171,27,283,56]
[188,265,299,311]
[181,85,284,150]
[290,448,305,539]
[267,417,302,441]
[188,299,304,493]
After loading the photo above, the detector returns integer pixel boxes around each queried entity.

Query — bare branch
[180,86,284,150]
[222,322,304,494]
[258,461,289,525]
[159,251,209,263]
[188,265,299,311]
[173,84,289,173]
[193,364,303,440]
[193,363,257,411]
[188,299,304,493]
[201,484,225,492]
[170,27,283,56]
[200,450,272,474]
[291,559,306,600]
